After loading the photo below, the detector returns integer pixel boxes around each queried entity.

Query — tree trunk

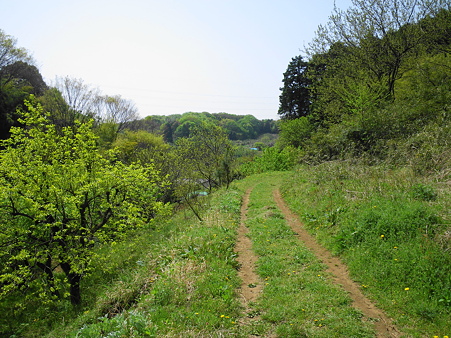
[60,262,82,305]
[36,255,60,298]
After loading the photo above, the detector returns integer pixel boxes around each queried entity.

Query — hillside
[3,167,448,337]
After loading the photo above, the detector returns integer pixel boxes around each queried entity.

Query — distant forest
[127,112,278,144]
[0,30,277,145]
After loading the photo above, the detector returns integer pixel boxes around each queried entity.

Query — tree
[99,94,139,132]
[0,30,36,139]
[277,116,313,149]
[176,122,236,191]
[174,122,236,220]
[278,55,312,119]
[306,0,448,96]
[0,30,33,77]
[53,76,102,123]
[0,99,168,305]
[112,130,176,202]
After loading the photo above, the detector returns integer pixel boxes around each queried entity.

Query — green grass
[281,161,451,337]
[3,165,450,337]
[236,173,374,337]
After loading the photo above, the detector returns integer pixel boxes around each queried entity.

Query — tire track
[235,187,263,327]
[273,188,401,338]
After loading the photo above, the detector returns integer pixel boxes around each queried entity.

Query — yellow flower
[404,287,410,291]
[220,315,225,318]
[380,235,385,238]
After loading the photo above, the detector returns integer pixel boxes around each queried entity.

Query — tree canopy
[0,99,168,305]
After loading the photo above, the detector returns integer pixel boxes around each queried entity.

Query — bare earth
[234,186,401,337]
[235,188,263,326]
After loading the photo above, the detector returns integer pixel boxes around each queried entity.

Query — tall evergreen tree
[278,55,312,120]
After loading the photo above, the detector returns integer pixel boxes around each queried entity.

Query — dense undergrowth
[281,162,451,337]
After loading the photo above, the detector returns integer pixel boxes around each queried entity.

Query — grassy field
[2,165,450,337]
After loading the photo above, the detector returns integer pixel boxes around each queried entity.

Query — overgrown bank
[281,162,451,337]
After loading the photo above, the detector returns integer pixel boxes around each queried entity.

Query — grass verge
[281,162,451,337]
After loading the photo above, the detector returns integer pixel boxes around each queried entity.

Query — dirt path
[273,188,401,338]
[235,188,263,326]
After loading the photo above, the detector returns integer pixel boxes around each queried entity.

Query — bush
[239,146,299,175]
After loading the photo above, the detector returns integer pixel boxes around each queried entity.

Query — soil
[235,188,263,326]
[234,185,402,337]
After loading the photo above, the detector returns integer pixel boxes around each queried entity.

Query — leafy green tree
[221,118,245,140]
[174,123,236,220]
[176,122,236,191]
[112,130,177,202]
[277,116,313,149]
[0,99,168,305]
[278,55,312,119]
[238,115,260,139]
[307,0,448,96]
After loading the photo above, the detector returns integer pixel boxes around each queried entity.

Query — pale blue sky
[1,0,352,119]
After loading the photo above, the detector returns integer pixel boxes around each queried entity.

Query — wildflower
[220,315,225,318]
[380,235,385,238]
[404,287,410,291]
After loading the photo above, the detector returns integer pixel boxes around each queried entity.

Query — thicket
[277,2,451,174]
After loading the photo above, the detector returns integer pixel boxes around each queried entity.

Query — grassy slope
[9,166,450,337]
[281,162,451,337]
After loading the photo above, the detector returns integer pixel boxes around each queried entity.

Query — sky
[1,0,352,120]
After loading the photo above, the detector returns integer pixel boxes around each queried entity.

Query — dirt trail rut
[273,188,401,338]
[235,188,263,325]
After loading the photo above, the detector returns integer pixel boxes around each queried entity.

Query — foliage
[0,29,37,139]
[0,99,168,306]
[112,130,177,202]
[277,1,450,171]
[140,111,278,142]
[59,186,242,338]
[276,116,313,149]
[278,55,312,119]
[239,147,299,176]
